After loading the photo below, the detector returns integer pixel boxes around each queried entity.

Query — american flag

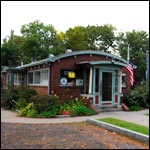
[125,64,134,86]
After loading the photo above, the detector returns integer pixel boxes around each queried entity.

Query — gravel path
[1,122,149,149]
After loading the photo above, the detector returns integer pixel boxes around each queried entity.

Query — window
[28,69,48,85]
[14,73,20,85]
[60,69,83,86]
[35,71,40,84]
[41,69,48,84]
[28,72,33,84]
[121,73,126,88]
[95,68,99,92]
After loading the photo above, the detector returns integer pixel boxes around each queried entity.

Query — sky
[1,1,149,43]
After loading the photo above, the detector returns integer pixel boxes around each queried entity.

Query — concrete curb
[86,118,149,143]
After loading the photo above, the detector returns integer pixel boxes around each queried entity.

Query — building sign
[68,72,75,78]
[60,77,67,85]
[76,79,83,86]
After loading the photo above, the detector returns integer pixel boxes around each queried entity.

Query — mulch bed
[1,122,149,149]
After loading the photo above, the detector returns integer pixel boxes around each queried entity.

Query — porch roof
[76,61,128,67]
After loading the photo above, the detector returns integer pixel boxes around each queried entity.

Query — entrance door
[100,70,115,107]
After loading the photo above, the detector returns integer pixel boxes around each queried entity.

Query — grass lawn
[145,113,149,116]
[98,118,149,135]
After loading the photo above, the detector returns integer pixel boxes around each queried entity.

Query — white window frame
[28,68,48,86]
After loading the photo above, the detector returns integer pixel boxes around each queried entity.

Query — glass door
[100,70,115,106]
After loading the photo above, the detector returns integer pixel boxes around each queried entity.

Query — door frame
[99,69,115,107]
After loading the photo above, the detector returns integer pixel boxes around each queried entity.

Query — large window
[28,69,48,85]
[60,69,83,86]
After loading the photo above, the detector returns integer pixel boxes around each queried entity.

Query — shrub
[39,108,58,118]
[29,94,60,113]
[19,103,35,116]
[75,105,96,116]
[123,81,149,108]
[59,98,97,116]
[129,106,141,111]
[27,109,38,118]
[1,86,37,110]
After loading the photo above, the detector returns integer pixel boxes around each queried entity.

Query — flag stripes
[125,64,134,86]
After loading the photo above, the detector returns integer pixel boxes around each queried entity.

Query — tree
[1,30,23,67]
[21,20,65,63]
[86,24,116,51]
[64,26,88,51]
[117,30,149,84]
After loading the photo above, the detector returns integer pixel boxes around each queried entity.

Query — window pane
[28,72,33,84]
[41,69,48,84]
[122,74,126,87]
[14,74,17,84]
[95,68,99,92]
[35,71,40,84]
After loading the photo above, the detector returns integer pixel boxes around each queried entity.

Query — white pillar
[89,67,93,94]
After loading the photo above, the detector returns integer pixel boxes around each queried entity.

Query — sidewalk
[1,108,149,127]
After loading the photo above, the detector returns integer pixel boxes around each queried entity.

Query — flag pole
[127,44,130,63]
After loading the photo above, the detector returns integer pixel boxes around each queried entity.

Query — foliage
[1,30,24,67]
[75,105,96,116]
[123,81,149,108]
[1,86,37,110]
[64,26,88,50]
[98,118,149,135]
[86,24,116,51]
[59,98,97,116]
[26,109,38,118]
[129,106,141,111]
[1,21,149,84]
[19,102,36,117]
[39,108,58,118]
[29,94,60,113]
[12,98,28,110]
[116,30,149,83]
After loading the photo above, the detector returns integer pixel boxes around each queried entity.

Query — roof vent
[49,54,54,58]
[66,49,72,54]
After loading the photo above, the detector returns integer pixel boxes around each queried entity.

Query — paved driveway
[1,122,149,149]
[1,108,149,149]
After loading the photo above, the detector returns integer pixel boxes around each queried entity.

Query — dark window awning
[76,61,128,67]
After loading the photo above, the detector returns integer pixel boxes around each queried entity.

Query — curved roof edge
[51,50,128,64]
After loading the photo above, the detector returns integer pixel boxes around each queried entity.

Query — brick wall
[50,54,113,101]
[29,86,48,95]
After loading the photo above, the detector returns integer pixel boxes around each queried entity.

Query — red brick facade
[49,54,131,102]
[1,51,132,105]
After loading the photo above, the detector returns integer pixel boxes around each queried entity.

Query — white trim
[88,67,93,94]
[121,73,127,88]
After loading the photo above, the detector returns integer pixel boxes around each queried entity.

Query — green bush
[29,94,60,113]
[75,105,96,116]
[19,103,35,116]
[27,109,38,118]
[129,106,141,111]
[1,86,37,110]
[39,108,58,118]
[123,82,149,108]
[59,98,97,116]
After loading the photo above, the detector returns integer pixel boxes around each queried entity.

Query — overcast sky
[1,1,149,43]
